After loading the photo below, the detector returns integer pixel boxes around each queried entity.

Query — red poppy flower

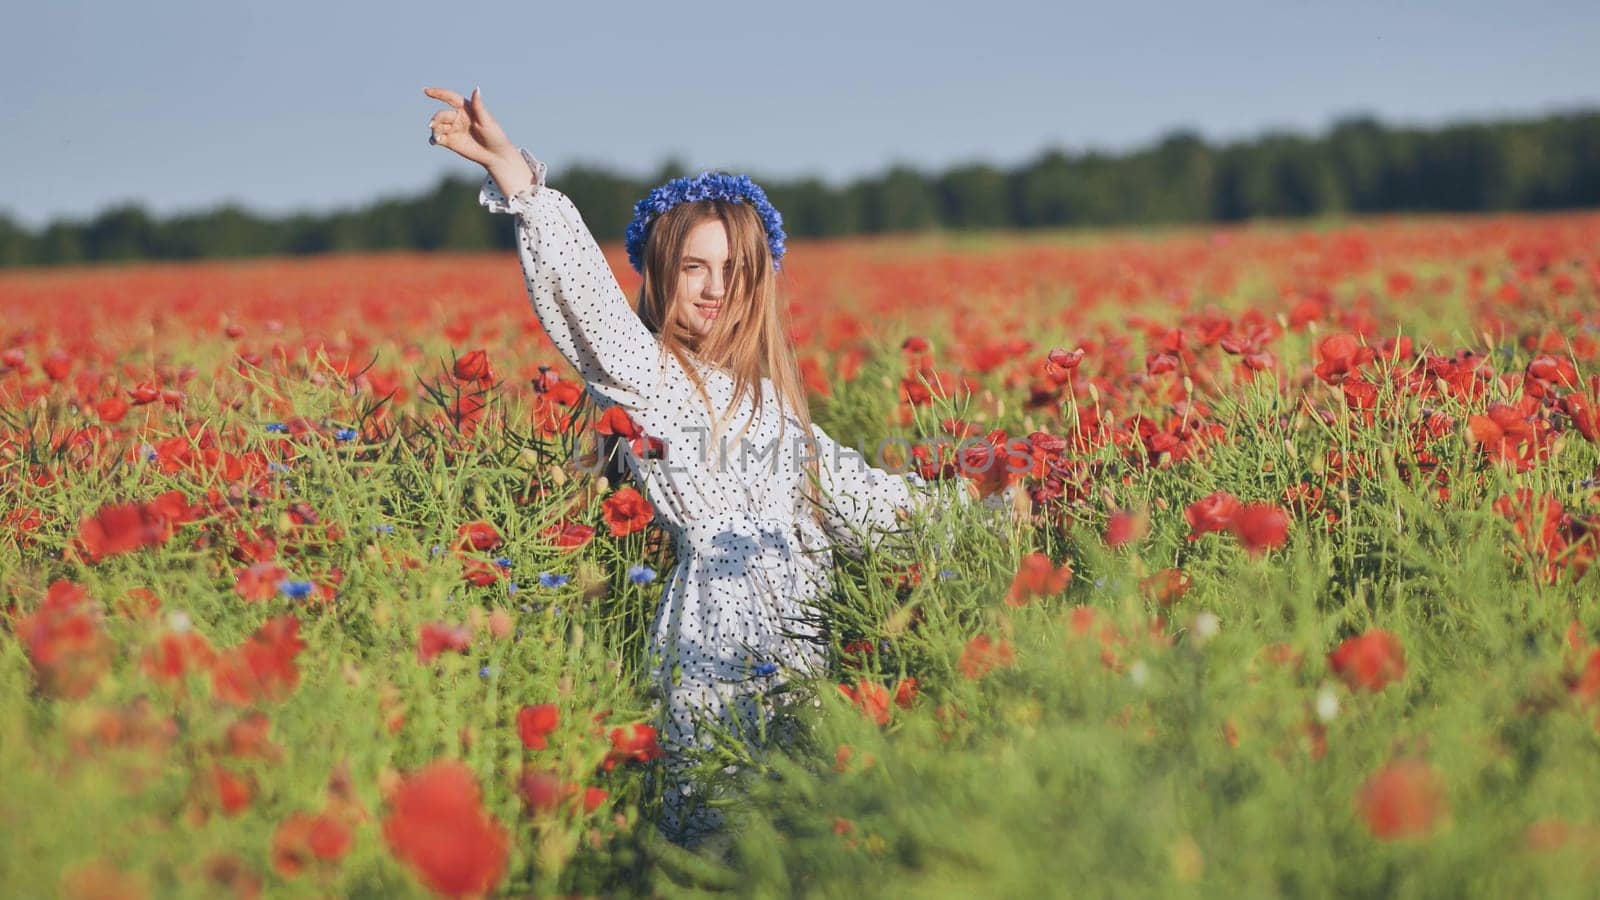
[1184,491,1242,541]
[518,769,568,815]
[838,681,892,726]
[1354,759,1448,840]
[453,348,493,384]
[542,520,595,551]
[1139,568,1192,607]
[381,760,509,898]
[234,561,289,603]
[601,486,655,537]
[602,723,664,771]
[417,622,473,664]
[1105,510,1148,549]
[141,630,218,687]
[1329,629,1406,692]
[1004,551,1072,607]
[1228,503,1290,555]
[1314,333,1376,385]
[516,703,560,750]
[958,634,1015,680]
[209,764,257,816]
[460,556,506,587]
[454,520,503,552]
[280,807,358,877]
[16,579,113,699]
[74,493,192,563]
[210,615,306,707]
[893,676,919,709]
[96,396,130,423]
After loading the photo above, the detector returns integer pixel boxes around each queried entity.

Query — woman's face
[675,218,732,337]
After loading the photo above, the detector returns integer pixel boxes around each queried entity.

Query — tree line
[3,110,1597,268]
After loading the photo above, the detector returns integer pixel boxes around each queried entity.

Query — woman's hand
[422,86,520,171]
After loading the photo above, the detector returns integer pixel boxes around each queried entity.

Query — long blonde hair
[625,196,825,525]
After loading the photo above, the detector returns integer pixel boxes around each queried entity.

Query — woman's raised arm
[424,86,672,411]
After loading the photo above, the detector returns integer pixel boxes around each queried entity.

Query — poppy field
[3,209,1600,897]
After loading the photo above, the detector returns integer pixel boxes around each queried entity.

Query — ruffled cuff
[478,147,549,215]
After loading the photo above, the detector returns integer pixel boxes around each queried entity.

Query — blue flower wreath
[624,171,787,274]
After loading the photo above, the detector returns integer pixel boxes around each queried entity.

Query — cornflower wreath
[624,172,787,274]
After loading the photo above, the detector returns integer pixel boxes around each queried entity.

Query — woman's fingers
[422,86,466,110]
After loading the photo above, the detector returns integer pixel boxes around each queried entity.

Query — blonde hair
[626,196,825,526]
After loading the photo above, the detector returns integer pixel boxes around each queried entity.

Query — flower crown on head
[624,171,787,274]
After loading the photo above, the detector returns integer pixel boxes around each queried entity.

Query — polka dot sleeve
[479,147,671,411]
[804,422,974,559]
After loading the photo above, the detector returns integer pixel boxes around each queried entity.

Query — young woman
[423,86,1014,847]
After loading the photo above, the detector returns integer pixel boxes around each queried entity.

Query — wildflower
[279,580,314,601]
[753,661,779,677]
[372,523,396,533]
[493,557,512,570]
[518,770,565,815]
[628,564,657,585]
[838,681,892,725]
[1329,629,1406,692]
[517,703,560,749]
[538,572,570,589]
[601,486,655,537]
[1228,503,1290,555]
[542,520,596,551]
[1354,759,1448,840]
[958,634,1015,680]
[1140,568,1192,606]
[1315,684,1340,722]
[1191,612,1220,646]
[417,622,472,664]
[74,490,197,563]
[141,629,217,687]
[455,520,503,552]
[453,349,493,384]
[381,760,509,897]
[602,723,664,771]
[18,580,113,699]
[333,428,357,442]
[1004,551,1072,607]
[265,423,288,434]
[1105,509,1149,549]
[1184,491,1242,541]
[211,615,306,707]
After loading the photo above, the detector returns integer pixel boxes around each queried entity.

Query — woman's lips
[696,302,721,319]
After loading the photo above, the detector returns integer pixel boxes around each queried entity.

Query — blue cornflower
[264,422,288,434]
[479,665,493,679]
[268,462,290,474]
[938,568,958,580]
[429,544,445,557]
[507,582,519,595]
[539,572,570,589]
[334,428,357,441]
[628,564,657,585]
[372,523,395,534]
[752,661,779,677]
[494,557,513,570]
[625,172,786,274]
[279,579,313,600]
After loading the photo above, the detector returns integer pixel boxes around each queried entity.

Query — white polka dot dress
[479,147,1001,845]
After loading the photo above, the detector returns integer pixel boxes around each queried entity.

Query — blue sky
[2,0,1596,229]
